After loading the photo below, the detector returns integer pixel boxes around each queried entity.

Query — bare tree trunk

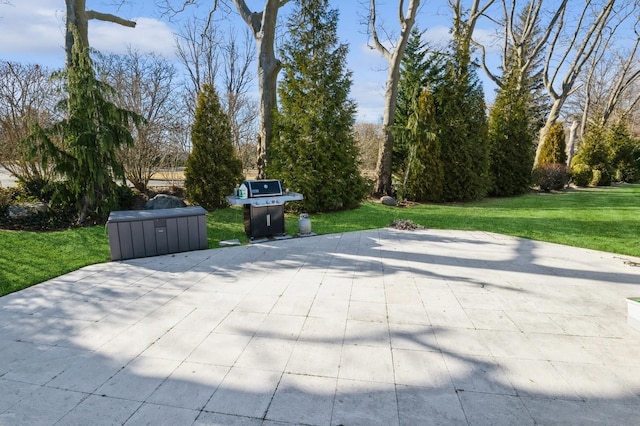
[566,119,579,171]
[233,0,289,179]
[369,0,420,196]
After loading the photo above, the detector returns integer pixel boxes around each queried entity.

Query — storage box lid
[107,206,207,223]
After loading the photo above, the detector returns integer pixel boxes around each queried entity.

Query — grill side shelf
[225,192,303,206]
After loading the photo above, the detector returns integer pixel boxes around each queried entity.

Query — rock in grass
[145,194,186,209]
[380,196,397,206]
[8,202,48,219]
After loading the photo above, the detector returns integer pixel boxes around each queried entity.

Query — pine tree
[185,84,243,210]
[268,0,366,212]
[26,27,139,224]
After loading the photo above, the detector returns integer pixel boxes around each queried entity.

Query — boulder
[7,202,48,219]
[380,196,397,206]
[145,194,186,210]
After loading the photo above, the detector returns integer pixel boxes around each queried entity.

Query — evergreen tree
[488,69,535,196]
[268,0,366,212]
[394,28,443,179]
[431,14,489,202]
[404,88,444,202]
[488,90,534,196]
[26,28,139,224]
[185,84,243,210]
[538,121,567,165]
[488,4,548,197]
[607,120,639,183]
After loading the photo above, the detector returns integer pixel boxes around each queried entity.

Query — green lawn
[1,184,639,297]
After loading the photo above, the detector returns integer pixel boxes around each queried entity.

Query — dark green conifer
[394,28,443,179]
[185,84,243,210]
[268,0,366,212]
[404,88,444,202]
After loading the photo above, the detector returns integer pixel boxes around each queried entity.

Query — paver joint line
[1,229,640,425]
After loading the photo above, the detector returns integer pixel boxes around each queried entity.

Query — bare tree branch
[86,10,136,27]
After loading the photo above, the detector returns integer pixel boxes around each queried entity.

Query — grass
[1,183,639,297]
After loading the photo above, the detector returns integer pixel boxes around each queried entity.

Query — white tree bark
[370,0,421,196]
[233,0,290,179]
[566,119,580,170]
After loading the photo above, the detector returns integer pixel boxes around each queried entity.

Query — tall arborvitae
[404,88,444,202]
[488,3,548,196]
[268,0,366,212]
[432,15,489,201]
[26,28,139,224]
[185,84,243,210]
[488,67,535,196]
[394,27,443,179]
[537,121,567,165]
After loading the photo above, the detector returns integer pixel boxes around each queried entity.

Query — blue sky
[0,1,481,122]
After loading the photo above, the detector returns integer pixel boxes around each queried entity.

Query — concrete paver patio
[1,229,640,425]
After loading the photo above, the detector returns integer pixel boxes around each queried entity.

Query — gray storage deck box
[107,207,208,261]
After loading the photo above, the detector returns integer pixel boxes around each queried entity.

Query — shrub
[591,168,612,186]
[115,185,136,210]
[0,186,16,215]
[533,163,568,191]
[538,121,567,165]
[570,163,592,187]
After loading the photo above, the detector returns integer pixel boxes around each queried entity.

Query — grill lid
[243,179,283,197]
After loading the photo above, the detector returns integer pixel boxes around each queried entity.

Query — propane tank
[298,213,312,235]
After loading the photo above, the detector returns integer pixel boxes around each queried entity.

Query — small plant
[533,163,568,191]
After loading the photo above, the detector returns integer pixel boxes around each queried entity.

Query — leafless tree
[174,17,258,171]
[221,27,258,172]
[367,0,421,196]
[533,0,625,166]
[0,61,60,184]
[165,0,287,177]
[231,0,290,178]
[475,0,567,92]
[577,19,640,135]
[175,15,221,117]
[354,122,383,175]
[95,49,184,192]
[65,0,136,65]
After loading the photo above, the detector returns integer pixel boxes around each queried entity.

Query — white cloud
[90,17,176,58]
[0,1,65,55]
[352,80,385,123]
[0,2,175,65]
[423,25,451,48]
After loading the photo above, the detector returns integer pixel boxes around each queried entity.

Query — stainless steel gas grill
[226,179,303,240]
